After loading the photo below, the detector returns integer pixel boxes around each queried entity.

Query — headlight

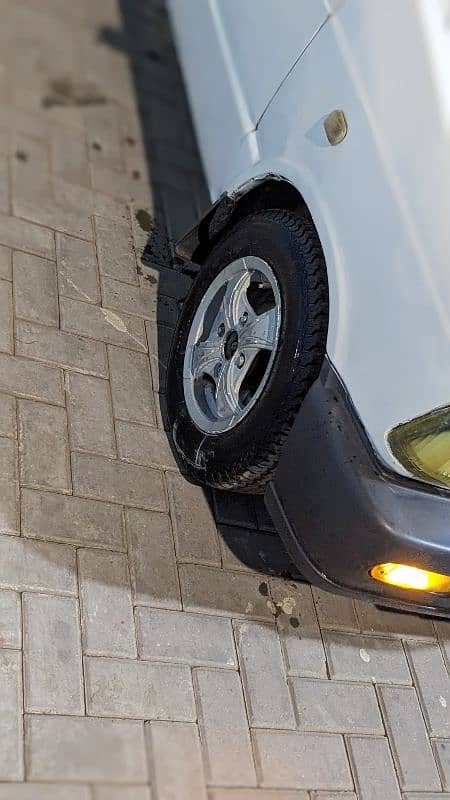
[388,405,450,489]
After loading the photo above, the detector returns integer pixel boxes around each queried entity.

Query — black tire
[166,208,329,493]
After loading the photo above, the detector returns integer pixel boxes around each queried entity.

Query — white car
[166,0,450,616]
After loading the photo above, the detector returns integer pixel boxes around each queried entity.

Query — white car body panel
[168,0,450,474]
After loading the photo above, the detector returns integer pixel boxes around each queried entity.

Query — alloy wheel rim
[183,256,282,434]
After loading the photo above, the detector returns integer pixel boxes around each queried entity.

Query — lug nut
[214,362,222,378]
[239,312,248,325]
[236,353,245,368]
[218,323,225,337]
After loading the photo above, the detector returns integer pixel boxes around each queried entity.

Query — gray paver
[78,549,136,658]
[167,472,220,566]
[378,684,441,790]
[271,579,327,678]
[23,593,83,714]
[0,392,16,438]
[61,296,147,352]
[137,607,236,667]
[323,631,412,684]
[291,678,383,734]
[126,508,180,609]
[26,715,148,783]
[108,345,156,425]
[72,452,166,511]
[85,656,195,721]
[0,534,76,594]
[253,730,353,791]
[179,564,274,621]
[0,279,13,353]
[146,721,207,800]
[94,215,138,285]
[405,639,450,737]
[354,600,434,639]
[347,736,401,800]
[0,589,21,648]
[0,352,63,403]
[195,667,257,787]
[21,487,125,550]
[0,650,23,780]
[0,787,91,800]
[15,319,108,376]
[0,245,12,281]
[312,588,359,633]
[209,792,309,800]
[0,213,54,260]
[0,436,19,534]
[13,251,58,327]
[434,739,450,790]
[56,232,100,304]
[234,620,296,729]
[66,372,116,456]
[93,789,151,800]
[18,399,71,493]
[116,420,177,469]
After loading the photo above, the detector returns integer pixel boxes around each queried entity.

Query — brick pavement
[0,0,449,797]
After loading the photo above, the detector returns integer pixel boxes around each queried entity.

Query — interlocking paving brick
[434,739,450,790]
[253,495,276,532]
[94,215,138,285]
[15,319,108,376]
[167,473,220,566]
[56,233,100,304]
[0,436,19,534]
[21,488,124,550]
[61,297,147,351]
[0,213,54,260]
[0,352,63,403]
[219,526,298,577]
[13,252,58,327]
[291,678,383,734]
[0,650,23,780]
[179,565,274,621]
[85,656,195,720]
[253,730,353,791]
[66,372,116,456]
[0,279,13,353]
[101,276,179,326]
[0,589,21,648]
[108,344,155,425]
[0,393,16,438]
[116,420,177,469]
[137,607,236,667]
[0,246,12,281]
[126,508,180,609]
[323,631,411,684]
[78,549,136,658]
[85,105,123,169]
[0,534,76,594]
[271,579,327,678]
[23,593,83,714]
[346,736,401,800]
[26,715,148,783]
[93,788,151,800]
[0,786,91,800]
[378,685,441,790]
[146,721,207,800]
[354,600,434,639]
[235,620,295,729]
[213,490,257,529]
[72,453,166,511]
[18,399,71,493]
[310,794,356,800]
[194,668,257,787]
[312,588,359,633]
[405,640,450,737]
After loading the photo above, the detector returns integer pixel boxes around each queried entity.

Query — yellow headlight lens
[388,405,450,488]
[371,562,450,592]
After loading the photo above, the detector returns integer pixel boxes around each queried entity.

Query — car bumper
[265,357,450,618]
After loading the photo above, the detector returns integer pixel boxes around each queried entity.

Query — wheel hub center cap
[224,330,238,360]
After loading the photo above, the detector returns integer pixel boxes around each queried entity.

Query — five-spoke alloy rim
[183,256,282,433]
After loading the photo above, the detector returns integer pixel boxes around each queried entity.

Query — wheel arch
[177,175,310,264]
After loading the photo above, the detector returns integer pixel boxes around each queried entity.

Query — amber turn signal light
[370,562,450,593]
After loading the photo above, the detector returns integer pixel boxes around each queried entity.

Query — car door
[168,0,329,197]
